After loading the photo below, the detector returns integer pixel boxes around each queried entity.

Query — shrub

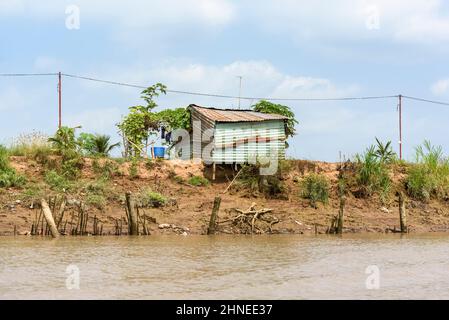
[233,164,287,198]
[79,133,120,157]
[406,141,449,201]
[86,194,106,210]
[0,170,26,188]
[0,145,26,188]
[137,189,167,208]
[300,173,330,208]
[188,175,209,186]
[44,170,72,192]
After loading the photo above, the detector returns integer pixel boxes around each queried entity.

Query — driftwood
[40,199,60,238]
[218,202,279,234]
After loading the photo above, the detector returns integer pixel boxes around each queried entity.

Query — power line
[61,73,398,102]
[3,72,449,106]
[0,73,58,77]
[402,95,449,107]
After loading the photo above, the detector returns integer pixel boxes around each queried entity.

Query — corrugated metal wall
[213,120,286,164]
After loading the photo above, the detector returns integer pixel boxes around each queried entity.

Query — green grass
[354,145,391,203]
[44,170,72,192]
[188,175,209,186]
[406,141,449,201]
[300,173,330,208]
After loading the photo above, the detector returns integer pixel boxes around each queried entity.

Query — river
[1,234,449,299]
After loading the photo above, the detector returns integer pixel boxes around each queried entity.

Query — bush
[137,189,167,208]
[86,194,107,210]
[44,170,72,192]
[0,170,26,188]
[406,141,449,201]
[300,173,329,208]
[233,164,287,198]
[0,145,26,188]
[188,175,209,186]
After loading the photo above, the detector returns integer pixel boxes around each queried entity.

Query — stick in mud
[398,191,407,233]
[40,199,60,238]
[207,196,222,235]
[125,192,138,235]
[337,195,346,234]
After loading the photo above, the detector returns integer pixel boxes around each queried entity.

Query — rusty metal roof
[188,104,288,123]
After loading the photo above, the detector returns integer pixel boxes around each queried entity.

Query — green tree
[252,100,298,138]
[117,83,167,157]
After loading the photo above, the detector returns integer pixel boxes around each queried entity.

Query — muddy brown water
[1,234,449,299]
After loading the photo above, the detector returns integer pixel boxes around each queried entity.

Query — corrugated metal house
[184,104,288,165]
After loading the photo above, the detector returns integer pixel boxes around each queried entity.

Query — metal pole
[398,94,402,160]
[237,76,242,109]
[58,72,62,128]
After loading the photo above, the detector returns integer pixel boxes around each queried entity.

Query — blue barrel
[153,147,165,158]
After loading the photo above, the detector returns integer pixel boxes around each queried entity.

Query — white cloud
[431,79,449,95]
[65,107,123,133]
[0,0,235,27]
[89,60,358,109]
[247,0,449,45]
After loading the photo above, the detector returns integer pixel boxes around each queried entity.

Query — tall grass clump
[300,173,330,208]
[354,140,393,203]
[406,141,449,201]
[0,145,26,188]
[8,132,53,159]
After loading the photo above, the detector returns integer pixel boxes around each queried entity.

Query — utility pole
[398,94,402,160]
[237,76,242,109]
[58,72,62,128]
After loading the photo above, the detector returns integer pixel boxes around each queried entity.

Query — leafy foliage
[300,173,330,208]
[155,108,191,131]
[117,83,167,157]
[0,145,26,188]
[252,100,298,138]
[188,175,209,186]
[374,137,396,163]
[79,133,120,156]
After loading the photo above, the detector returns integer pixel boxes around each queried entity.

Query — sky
[1,0,449,161]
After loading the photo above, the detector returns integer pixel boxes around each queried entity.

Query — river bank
[1,157,449,236]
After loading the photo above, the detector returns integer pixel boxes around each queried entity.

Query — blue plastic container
[153,147,165,158]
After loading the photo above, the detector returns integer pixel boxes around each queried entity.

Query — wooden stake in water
[398,191,407,233]
[40,199,60,238]
[207,196,221,235]
[126,192,138,235]
[337,195,346,234]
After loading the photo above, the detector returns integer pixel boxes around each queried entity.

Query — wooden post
[398,191,407,233]
[40,199,60,238]
[207,196,221,235]
[337,195,345,234]
[126,192,138,235]
[212,162,216,181]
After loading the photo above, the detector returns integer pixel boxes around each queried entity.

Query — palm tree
[374,137,396,163]
[91,134,120,156]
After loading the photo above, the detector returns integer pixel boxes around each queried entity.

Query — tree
[117,83,167,157]
[252,100,298,138]
[79,133,120,157]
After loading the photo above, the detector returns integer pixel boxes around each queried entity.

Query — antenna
[236,76,242,109]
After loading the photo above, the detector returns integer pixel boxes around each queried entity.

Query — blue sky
[1,0,449,161]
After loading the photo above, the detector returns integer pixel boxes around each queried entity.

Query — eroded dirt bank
[1,157,449,236]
